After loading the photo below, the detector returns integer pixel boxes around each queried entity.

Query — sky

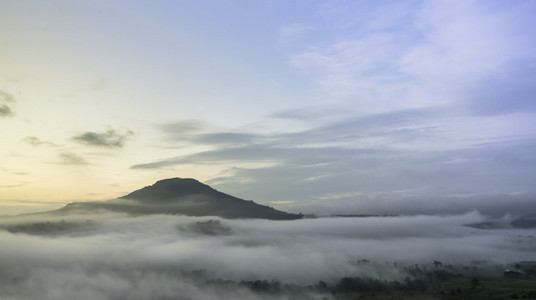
[1,0,536,215]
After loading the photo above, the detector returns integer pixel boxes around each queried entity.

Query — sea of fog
[0,211,535,299]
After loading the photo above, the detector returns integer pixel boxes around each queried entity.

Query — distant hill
[56,178,302,220]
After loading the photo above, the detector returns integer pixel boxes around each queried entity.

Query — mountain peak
[154,177,207,187]
[120,177,219,202]
[61,177,302,220]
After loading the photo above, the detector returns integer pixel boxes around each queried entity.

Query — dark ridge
[56,178,302,220]
[1,220,97,237]
[120,178,223,202]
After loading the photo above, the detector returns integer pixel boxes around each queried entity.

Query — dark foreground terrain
[180,261,536,300]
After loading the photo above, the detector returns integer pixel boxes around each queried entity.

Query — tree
[470,276,480,289]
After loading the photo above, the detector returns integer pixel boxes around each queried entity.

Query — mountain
[57,178,302,220]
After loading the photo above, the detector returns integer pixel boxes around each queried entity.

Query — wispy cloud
[157,120,264,147]
[22,136,58,147]
[72,129,133,148]
[158,120,205,137]
[399,0,536,114]
[0,90,15,118]
[289,1,536,114]
[0,182,28,188]
[131,106,536,215]
[0,105,13,117]
[58,152,90,165]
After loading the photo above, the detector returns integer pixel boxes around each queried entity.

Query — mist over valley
[2,0,536,298]
[1,179,535,299]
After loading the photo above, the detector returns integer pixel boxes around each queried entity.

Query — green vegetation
[443,277,536,300]
[202,261,536,300]
[326,262,536,300]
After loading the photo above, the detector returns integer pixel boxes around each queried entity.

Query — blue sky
[1,0,535,215]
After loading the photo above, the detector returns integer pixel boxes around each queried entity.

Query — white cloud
[289,0,536,113]
[0,211,534,299]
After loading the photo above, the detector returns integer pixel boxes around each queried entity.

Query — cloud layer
[72,129,133,148]
[0,211,534,299]
[129,108,536,216]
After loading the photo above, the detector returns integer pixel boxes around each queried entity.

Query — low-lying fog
[1,211,535,299]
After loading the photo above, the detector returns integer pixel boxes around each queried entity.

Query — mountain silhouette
[57,178,302,220]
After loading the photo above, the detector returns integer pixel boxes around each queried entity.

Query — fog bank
[1,211,535,299]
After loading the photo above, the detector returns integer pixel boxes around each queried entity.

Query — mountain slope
[58,178,302,220]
